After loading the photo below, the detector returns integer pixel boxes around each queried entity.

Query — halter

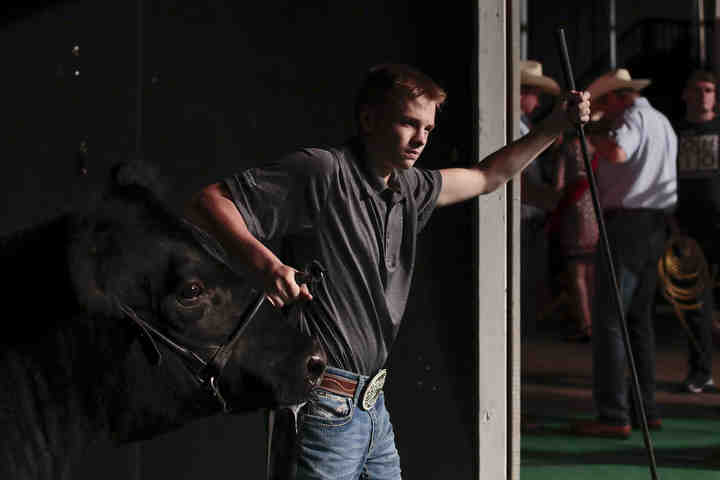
[116,260,326,414]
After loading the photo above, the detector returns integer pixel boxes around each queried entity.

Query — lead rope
[266,261,326,480]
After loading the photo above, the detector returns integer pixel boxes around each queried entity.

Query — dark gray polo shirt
[223,138,442,375]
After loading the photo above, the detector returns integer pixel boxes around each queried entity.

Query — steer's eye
[178,281,205,305]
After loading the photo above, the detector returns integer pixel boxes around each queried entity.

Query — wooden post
[474,0,513,477]
[506,1,521,479]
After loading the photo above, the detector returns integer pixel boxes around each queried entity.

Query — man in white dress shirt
[573,68,677,438]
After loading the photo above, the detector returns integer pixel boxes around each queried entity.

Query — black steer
[0,162,326,480]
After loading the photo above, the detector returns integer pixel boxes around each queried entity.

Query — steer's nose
[306,351,327,385]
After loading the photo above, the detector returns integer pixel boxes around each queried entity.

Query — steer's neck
[0,341,105,480]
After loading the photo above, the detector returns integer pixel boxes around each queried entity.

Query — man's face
[360,94,437,174]
[683,80,716,116]
[594,91,625,120]
[520,86,541,115]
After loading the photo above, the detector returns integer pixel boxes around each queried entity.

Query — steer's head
[69,161,326,441]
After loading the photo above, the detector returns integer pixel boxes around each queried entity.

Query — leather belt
[317,369,387,410]
[318,372,358,397]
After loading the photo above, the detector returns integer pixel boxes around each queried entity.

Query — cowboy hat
[586,68,651,99]
[520,60,561,96]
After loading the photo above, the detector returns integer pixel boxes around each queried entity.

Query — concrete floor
[522,302,720,423]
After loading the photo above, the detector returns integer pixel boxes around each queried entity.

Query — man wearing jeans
[186,64,589,478]
[573,68,677,439]
[672,69,719,393]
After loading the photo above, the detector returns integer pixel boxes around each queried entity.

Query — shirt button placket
[385,203,401,271]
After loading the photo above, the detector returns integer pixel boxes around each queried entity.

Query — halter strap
[114,260,326,414]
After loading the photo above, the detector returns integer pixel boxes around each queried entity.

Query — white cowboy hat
[586,68,651,99]
[520,60,561,96]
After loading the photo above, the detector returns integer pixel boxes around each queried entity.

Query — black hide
[0,160,325,480]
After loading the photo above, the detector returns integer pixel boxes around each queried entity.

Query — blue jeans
[592,210,667,424]
[677,213,716,377]
[294,367,401,480]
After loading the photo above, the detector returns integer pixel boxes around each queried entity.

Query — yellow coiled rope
[657,234,711,356]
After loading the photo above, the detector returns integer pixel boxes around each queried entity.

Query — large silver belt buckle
[361,369,387,410]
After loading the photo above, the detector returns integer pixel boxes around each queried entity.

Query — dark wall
[527,0,697,120]
[1,2,477,479]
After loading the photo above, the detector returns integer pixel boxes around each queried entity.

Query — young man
[185,64,589,478]
[573,68,677,439]
[672,69,719,393]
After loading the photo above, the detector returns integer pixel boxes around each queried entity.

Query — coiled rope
[657,234,711,357]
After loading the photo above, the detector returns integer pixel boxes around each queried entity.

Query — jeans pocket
[301,389,354,427]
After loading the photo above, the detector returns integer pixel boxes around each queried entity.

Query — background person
[546,126,599,343]
[670,69,719,393]
[519,60,563,336]
[572,68,677,438]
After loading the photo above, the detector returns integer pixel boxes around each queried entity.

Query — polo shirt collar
[348,138,405,201]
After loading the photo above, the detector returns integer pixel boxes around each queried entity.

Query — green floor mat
[522,465,720,479]
[522,417,720,475]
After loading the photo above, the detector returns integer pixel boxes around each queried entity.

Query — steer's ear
[68,158,161,316]
[109,159,168,204]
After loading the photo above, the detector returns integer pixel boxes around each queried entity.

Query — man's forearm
[185,184,312,307]
[436,90,589,207]
[437,123,562,206]
[185,184,282,283]
[478,124,561,192]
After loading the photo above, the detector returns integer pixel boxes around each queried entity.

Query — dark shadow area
[1,1,478,479]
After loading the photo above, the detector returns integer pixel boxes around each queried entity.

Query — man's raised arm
[436,90,590,207]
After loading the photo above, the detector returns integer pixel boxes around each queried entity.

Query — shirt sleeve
[614,107,643,160]
[223,148,335,242]
[404,167,443,232]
